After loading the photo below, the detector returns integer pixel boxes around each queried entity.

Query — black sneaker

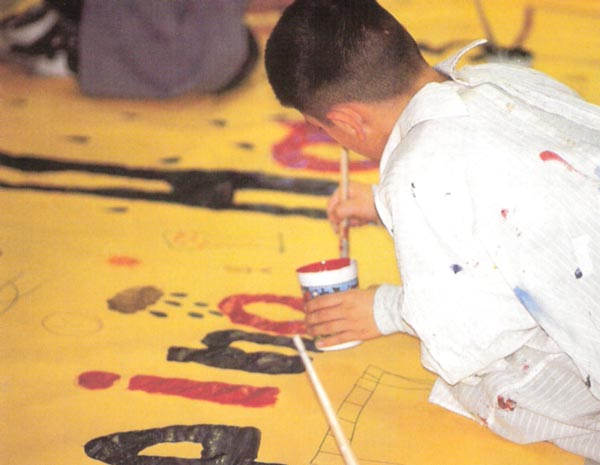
[1,2,78,76]
[1,3,58,52]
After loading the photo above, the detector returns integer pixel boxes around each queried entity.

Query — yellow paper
[2,1,598,464]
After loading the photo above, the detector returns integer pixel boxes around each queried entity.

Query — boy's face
[303,114,382,161]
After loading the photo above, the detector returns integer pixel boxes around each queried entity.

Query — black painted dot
[149,311,168,318]
[575,268,583,279]
[210,118,227,127]
[236,142,255,151]
[121,111,140,120]
[159,156,181,165]
[65,135,90,144]
[188,312,204,319]
[194,302,208,307]
[107,206,129,213]
[8,98,27,107]
[170,292,187,298]
[209,310,223,317]
[164,300,182,307]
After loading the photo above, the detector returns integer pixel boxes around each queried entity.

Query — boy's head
[265,0,427,122]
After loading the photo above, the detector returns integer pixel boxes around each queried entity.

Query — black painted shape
[168,346,304,374]
[84,424,286,465]
[0,151,336,218]
[167,330,318,375]
[202,330,317,351]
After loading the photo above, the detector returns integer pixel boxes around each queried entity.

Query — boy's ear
[326,104,367,141]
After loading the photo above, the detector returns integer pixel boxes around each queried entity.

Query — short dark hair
[265,0,427,119]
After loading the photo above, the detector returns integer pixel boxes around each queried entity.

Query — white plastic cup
[296,258,361,351]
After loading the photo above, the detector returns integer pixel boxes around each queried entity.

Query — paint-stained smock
[372,40,600,459]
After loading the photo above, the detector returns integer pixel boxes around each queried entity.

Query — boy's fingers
[307,319,344,337]
[326,188,342,216]
[304,293,343,313]
[305,305,342,327]
[315,330,356,348]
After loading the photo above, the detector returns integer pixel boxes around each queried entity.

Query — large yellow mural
[1,1,599,464]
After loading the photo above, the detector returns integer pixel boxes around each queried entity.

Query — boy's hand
[304,287,381,348]
[327,181,380,232]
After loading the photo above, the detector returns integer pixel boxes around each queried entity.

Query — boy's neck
[369,66,449,159]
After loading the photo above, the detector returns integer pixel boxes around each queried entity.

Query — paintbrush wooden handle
[293,335,360,465]
[339,148,350,258]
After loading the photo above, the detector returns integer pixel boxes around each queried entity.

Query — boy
[265,0,600,460]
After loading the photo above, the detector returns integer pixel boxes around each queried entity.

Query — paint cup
[296,258,362,351]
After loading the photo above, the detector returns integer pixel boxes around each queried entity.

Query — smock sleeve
[373,283,416,336]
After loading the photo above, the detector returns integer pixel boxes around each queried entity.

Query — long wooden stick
[293,335,360,465]
[339,147,350,258]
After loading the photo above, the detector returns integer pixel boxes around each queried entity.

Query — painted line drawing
[0,150,337,218]
[0,274,21,316]
[0,272,40,316]
[41,311,103,336]
[310,366,432,465]
[162,228,284,255]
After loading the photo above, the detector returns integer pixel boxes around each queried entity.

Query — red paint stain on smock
[497,395,517,411]
[539,150,584,176]
[128,375,279,407]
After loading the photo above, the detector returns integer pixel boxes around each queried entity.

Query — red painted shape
[218,294,306,335]
[78,371,121,390]
[500,209,509,219]
[108,256,141,267]
[272,120,377,172]
[296,258,350,273]
[128,375,279,407]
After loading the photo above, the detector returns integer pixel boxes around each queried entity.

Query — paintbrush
[293,335,360,465]
[339,147,350,258]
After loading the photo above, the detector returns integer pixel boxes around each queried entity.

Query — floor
[1,1,599,464]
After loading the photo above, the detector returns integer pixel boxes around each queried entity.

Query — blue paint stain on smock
[450,264,463,274]
[513,287,542,317]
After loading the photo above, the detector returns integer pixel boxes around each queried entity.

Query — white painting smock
[372,41,600,460]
